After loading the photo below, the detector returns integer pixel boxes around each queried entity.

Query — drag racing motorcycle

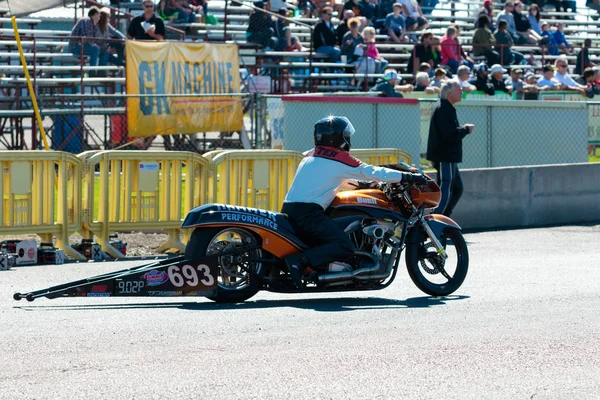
[181,162,469,303]
[13,163,468,303]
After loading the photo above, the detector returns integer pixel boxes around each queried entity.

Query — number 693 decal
[167,264,215,288]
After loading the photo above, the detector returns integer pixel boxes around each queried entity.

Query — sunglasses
[557,65,567,68]
[143,4,154,8]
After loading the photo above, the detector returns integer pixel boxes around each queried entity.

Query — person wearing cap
[576,67,597,99]
[247,0,279,50]
[508,67,525,99]
[385,3,408,44]
[536,65,562,89]
[127,0,166,40]
[523,72,541,100]
[427,80,474,218]
[453,65,476,92]
[472,14,500,67]
[469,63,495,95]
[554,57,586,94]
[494,20,524,65]
[490,64,511,93]
[369,68,411,97]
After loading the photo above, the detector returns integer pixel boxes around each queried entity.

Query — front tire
[405,228,469,296]
[185,227,264,303]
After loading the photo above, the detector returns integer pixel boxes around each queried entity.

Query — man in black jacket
[469,62,495,95]
[426,80,474,217]
[312,7,341,62]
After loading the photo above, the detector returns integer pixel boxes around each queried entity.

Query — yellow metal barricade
[210,150,304,212]
[351,148,412,166]
[0,151,85,260]
[81,151,210,257]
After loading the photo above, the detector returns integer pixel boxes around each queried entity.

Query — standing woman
[98,7,126,69]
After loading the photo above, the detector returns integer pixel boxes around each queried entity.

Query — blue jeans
[446,59,459,74]
[71,43,108,67]
[316,46,341,62]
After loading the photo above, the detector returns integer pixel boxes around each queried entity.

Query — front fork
[419,215,449,260]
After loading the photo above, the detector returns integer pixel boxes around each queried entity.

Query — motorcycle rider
[281,116,426,288]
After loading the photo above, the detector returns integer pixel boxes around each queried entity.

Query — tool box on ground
[109,234,127,256]
[72,239,104,261]
[37,243,65,265]
[0,240,37,266]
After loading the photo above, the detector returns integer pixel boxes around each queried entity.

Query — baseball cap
[524,72,535,79]
[483,0,492,5]
[490,64,507,74]
[384,69,399,81]
[475,63,488,73]
[543,65,556,72]
[512,67,523,74]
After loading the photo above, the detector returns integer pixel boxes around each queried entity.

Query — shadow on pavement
[14,295,470,312]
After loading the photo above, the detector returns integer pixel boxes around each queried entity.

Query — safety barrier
[351,148,412,166]
[80,151,210,257]
[0,151,85,260]
[210,150,304,212]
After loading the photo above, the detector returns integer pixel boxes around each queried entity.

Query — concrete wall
[443,163,600,230]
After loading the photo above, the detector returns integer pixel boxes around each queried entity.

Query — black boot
[284,253,307,289]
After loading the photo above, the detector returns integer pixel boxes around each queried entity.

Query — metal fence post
[256,93,263,149]
[487,105,492,168]
[372,103,378,148]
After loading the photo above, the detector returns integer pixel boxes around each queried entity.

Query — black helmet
[314,116,355,151]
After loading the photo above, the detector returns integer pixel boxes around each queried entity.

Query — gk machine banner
[126,41,242,137]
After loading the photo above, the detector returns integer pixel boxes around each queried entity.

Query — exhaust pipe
[318,247,399,284]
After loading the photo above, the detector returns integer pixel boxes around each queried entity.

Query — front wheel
[185,227,265,303]
[405,228,469,296]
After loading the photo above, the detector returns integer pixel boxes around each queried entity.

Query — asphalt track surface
[1,225,599,400]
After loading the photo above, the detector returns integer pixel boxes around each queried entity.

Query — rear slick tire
[405,228,469,296]
[185,227,262,303]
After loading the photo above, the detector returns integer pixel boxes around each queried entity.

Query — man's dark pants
[433,162,463,217]
[281,202,355,267]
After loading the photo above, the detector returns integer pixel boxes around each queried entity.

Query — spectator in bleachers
[454,65,476,92]
[343,0,361,16]
[587,0,600,18]
[494,20,524,65]
[549,0,576,13]
[508,67,525,99]
[384,3,408,43]
[98,7,126,68]
[522,72,542,99]
[527,4,542,35]
[419,62,431,75]
[490,64,512,93]
[127,0,166,40]
[189,0,208,19]
[275,7,307,51]
[454,25,475,71]
[468,63,495,95]
[576,68,597,98]
[553,23,573,55]
[554,57,586,94]
[68,6,107,71]
[247,0,279,50]
[431,35,443,70]
[414,71,439,93]
[369,68,413,96]
[575,39,596,75]
[341,17,364,61]
[398,0,429,32]
[472,14,500,67]
[297,0,318,17]
[430,68,447,88]
[360,26,389,73]
[536,65,562,89]
[512,1,542,45]
[406,31,434,75]
[313,7,342,62]
[358,0,378,24]
[440,26,459,74]
[540,22,559,56]
[336,10,355,47]
[497,1,526,45]
[159,0,199,24]
[476,0,495,31]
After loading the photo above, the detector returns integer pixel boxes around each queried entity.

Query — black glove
[402,173,427,185]
[356,180,379,189]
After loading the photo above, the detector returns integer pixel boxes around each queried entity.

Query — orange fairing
[332,189,398,212]
[410,181,442,208]
[425,214,461,229]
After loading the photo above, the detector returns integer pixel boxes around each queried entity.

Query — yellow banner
[126,41,242,137]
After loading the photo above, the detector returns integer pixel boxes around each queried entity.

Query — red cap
[483,0,492,5]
